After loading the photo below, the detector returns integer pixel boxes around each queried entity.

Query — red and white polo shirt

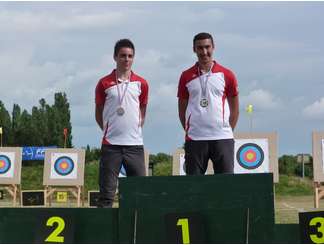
[95,69,148,145]
[177,61,238,141]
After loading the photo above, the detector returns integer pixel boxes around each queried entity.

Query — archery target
[50,153,78,179]
[234,139,269,174]
[54,156,74,176]
[0,152,15,178]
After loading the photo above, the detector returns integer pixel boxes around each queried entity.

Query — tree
[11,104,21,146]
[18,110,34,145]
[149,153,172,176]
[0,100,12,146]
[52,92,73,148]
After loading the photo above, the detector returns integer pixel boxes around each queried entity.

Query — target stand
[0,147,22,207]
[234,132,279,183]
[43,148,85,207]
[312,132,324,208]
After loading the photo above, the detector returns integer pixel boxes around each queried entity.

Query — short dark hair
[193,32,214,47]
[114,39,135,57]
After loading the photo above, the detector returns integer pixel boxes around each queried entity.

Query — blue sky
[1,2,324,156]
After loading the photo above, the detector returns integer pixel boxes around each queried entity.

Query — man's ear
[113,55,117,62]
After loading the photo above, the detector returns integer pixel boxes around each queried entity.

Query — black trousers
[98,144,145,208]
[184,139,234,175]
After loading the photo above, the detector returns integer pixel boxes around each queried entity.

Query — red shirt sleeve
[225,70,239,97]
[139,79,149,106]
[177,72,189,99]
[95,80,106,105]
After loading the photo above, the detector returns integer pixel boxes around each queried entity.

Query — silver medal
[117,107,125,116]
[200,98,209,108]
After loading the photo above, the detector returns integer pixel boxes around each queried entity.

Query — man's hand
[178,99,188,130]
[95,104,104,130]
[227,96,239,130]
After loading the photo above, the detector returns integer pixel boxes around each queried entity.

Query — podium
[0,173,302,243]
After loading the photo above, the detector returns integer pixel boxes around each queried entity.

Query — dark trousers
[184,139,234,175]
[98,144,145,208]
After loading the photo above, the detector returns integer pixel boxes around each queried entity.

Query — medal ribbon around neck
[116,71,130,108]
[198,63,213,99]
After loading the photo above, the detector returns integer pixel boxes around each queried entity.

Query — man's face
[193,38,214,64]
[114,47,134,71]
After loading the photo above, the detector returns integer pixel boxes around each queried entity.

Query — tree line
[0,92,72,148]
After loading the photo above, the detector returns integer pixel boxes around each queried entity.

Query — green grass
[20,161,100,194]
[84,160,99,193]
[21,164,43,190]
[20,166,313,196]
[275,175,313,196]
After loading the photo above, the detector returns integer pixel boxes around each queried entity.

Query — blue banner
[22,146,57,161]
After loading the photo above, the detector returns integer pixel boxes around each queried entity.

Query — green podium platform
[0,208,118,243]
[119,173,275,243]
[0,173,301,243]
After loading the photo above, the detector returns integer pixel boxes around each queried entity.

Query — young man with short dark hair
[95,39,149,207]
[177,32,239,175]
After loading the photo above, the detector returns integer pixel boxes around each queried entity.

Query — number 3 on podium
[309,217,324,244]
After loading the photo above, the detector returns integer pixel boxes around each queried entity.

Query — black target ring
[236,143,264,170]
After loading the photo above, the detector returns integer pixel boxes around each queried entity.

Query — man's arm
[178,99,188,130]
[227,95,239,130]
[140,105,147,127]
[95,104,104,130]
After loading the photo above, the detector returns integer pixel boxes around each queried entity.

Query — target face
[50,153,78,180]
[0,151,16,180]
[236,143,264,169]
[0,155,11,174]
[54,156,74,176]
[234,139,269,174]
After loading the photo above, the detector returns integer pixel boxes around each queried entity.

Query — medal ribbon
[116,72,130,107]
[198,65,212,98]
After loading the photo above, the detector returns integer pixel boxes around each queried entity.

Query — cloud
[240,89,281,111]
[303,98,324,119]
[0,9,125,33]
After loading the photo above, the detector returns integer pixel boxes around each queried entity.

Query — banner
[22,146,57,161]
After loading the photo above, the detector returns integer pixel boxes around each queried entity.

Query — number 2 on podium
[177,218,190,244]
[45,216,65,243]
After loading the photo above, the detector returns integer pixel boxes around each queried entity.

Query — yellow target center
[246,153,254,161]
[61,162,68,169]
[0,161,4,168]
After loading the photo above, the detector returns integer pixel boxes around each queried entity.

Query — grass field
[275,195,324,224]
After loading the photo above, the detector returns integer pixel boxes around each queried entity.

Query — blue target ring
[236,143,264,169]
[54,156,74,176]
[0,155,11,174]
